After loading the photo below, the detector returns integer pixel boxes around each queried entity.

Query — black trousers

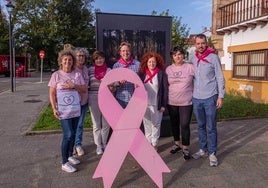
[167,104,193,146]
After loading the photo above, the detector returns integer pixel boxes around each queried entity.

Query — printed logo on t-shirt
[173,71,182,77]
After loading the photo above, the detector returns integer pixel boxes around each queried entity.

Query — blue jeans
[192,95,218,154]
[60,117,79,164]
[75,103,88,147]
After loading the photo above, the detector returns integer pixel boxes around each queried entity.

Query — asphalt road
[0,71,50,92]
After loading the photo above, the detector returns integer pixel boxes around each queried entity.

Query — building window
[233,49,268,80]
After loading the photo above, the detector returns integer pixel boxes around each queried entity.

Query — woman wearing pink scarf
[88,51,111,155]
[139,52,168,150]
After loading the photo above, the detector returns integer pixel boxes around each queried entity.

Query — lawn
[32,106,92,131]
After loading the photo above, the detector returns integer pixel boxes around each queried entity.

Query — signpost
[39,50,45,83]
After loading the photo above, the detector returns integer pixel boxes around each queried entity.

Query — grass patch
[32,93,268,131]
[217,94,268,120]
[33,105,92,131]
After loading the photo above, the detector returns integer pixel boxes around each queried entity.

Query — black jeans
[167,104,193,146]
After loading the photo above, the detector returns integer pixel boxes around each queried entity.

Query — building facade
[212,0,268,103]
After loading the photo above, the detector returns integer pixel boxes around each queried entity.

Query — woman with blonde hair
[48,49,87,172]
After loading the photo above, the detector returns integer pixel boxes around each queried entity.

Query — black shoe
[183,149,191,160]
[170,144,181,154]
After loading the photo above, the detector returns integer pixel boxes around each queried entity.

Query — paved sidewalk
[0,73,267,188]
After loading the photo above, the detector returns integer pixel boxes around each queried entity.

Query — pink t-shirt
[75,66,89,105]
[48,69,85,103]
[166,62,194,106]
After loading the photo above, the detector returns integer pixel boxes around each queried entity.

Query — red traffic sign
[39,50,45,59]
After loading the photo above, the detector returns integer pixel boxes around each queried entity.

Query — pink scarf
[195,47,216,66]
[144,67,160,84]
[118,57,133,68]
[94,64,107,80]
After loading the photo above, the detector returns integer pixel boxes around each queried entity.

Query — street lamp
[6,1,15,92]
[23,41,29,76]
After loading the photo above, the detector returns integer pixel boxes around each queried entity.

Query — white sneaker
[68,156,80,165]
[209,152,218,167]
[76,146,84,156]
[62,162,77,173]
[96,146,103,155]
[192,149,208,159]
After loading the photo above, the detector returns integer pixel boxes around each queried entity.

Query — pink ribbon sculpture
[93,68,170,188]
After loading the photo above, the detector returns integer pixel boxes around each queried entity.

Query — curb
[25,127,93,136]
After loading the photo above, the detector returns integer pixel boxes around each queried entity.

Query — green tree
[207,37,215,48]
[151,9,190,47]
[11,0,95,70]
[0,6,9,54]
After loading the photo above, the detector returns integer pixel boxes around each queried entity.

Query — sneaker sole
[210,164,218,167]
[68,158,80,165]
[69,161,80,165]
[170,148,182,154]
[183,155,191,161]
[210,162,218,167]
[62,166,77,173]
[192,153,208,159]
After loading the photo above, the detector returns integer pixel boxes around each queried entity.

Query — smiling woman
[48,49,87,173]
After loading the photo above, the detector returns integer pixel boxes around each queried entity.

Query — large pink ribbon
[93,68,170,188]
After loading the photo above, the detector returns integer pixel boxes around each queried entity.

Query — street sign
[39,50,45,59]
[39,50,45,83]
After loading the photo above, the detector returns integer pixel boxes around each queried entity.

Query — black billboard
[96,12,172,67]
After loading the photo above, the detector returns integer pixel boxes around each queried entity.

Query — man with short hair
[190,34,225,167]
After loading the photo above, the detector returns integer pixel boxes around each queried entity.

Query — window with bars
[233,49,268,80]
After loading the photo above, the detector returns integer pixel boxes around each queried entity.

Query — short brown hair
[170,46,185,56]
[118,42,132,53]
[195,34,208,43]
[92,51,105,62]
[57,49,76,71]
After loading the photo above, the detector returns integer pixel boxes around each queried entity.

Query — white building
[212,0,268,103]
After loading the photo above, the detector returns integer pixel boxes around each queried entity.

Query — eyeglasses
[77,54,85,57]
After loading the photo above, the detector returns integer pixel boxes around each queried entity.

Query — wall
[223,70,268,103]
[222,24,268,70]
[212,0,268,103]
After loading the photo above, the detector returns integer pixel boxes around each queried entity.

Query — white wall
[221,24,268,70]
[186,46,196,61]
